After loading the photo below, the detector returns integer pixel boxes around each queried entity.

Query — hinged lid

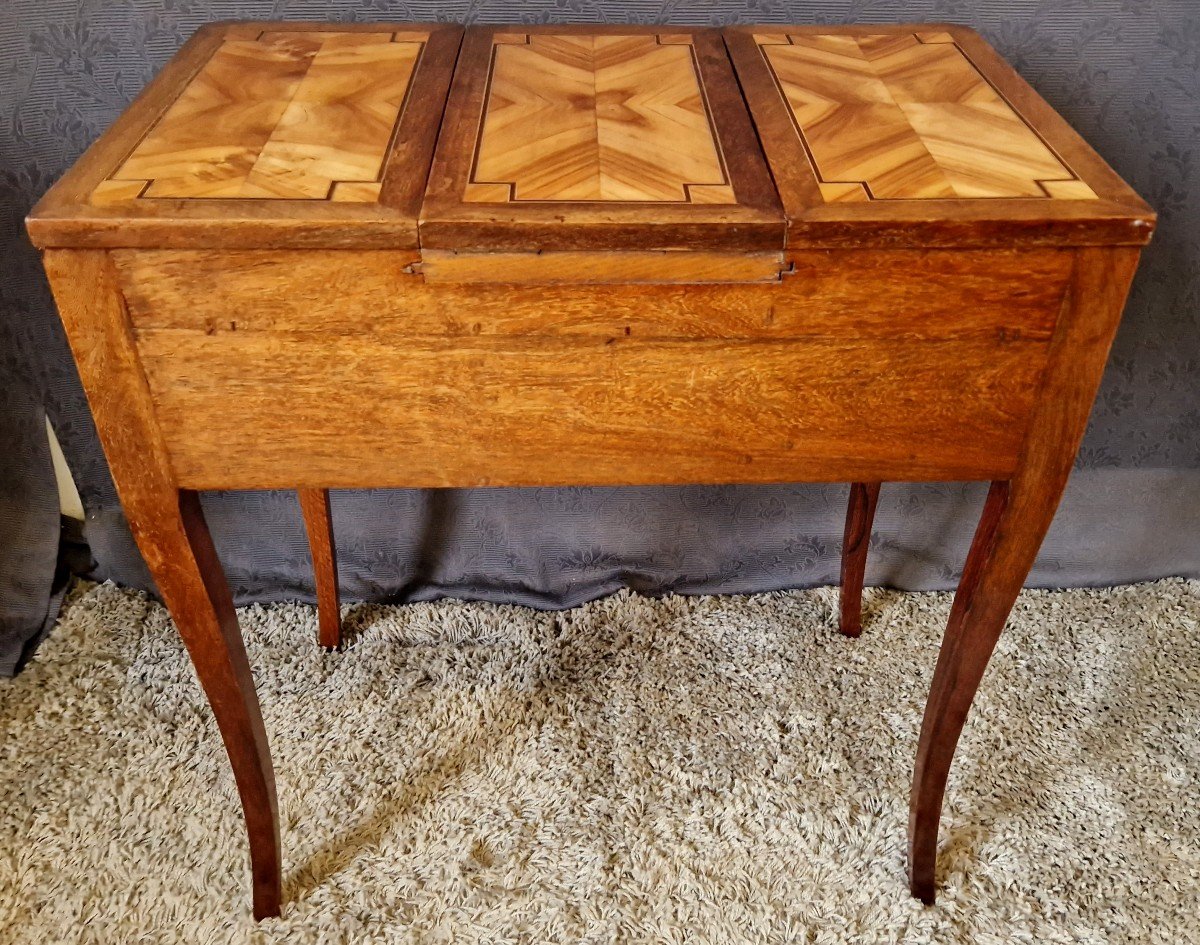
[419,25,784,253]
[724,24,1155,248]
[27,21,462,249]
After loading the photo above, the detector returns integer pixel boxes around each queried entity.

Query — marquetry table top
[28,21,1152,256]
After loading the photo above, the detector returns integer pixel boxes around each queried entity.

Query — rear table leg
[839,482,881,637]
[299,488,341,649]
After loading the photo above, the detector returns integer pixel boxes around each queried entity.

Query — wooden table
[28,21,1154,919]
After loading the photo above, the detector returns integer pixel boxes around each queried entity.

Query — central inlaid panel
[467,33,734,203]
[96,29,427,203]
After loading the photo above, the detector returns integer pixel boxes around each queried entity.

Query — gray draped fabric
[2,0,1198,674]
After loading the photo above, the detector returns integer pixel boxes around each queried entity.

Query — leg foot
[839,482,881,637]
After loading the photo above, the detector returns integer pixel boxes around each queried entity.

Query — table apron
[111,247,1073,490]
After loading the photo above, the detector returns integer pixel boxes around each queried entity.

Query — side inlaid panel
[754,31,1094,201]
[467,33,734,203]
[98,29,426,203]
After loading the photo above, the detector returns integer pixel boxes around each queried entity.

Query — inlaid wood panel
[421,25,783,253]
[101,29,424,202]
[28,23,463,249]
[754,31,1086,201]
[467,33,733,203]
[723,24,1155,249]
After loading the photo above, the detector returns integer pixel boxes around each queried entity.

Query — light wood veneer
[100,30,424,202]
[754,30,1090,202]
[470,33,735,203]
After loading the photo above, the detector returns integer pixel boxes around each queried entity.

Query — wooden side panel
[133,332,1049,489]
[112,247,1069,490]
[114,247,1071,337]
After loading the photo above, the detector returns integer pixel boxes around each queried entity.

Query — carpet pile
[2,579,1198,943]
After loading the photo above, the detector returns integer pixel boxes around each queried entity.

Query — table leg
[43,249,282,920]
[908,479,1010,902]
[174,491,282,919]
[298,488,342,649]
[906,246,1142,903]
[839,481,881,637]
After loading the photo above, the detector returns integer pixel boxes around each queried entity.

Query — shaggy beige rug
[1,579,1198,944]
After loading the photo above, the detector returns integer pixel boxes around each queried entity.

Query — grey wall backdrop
[2,1,1199,673]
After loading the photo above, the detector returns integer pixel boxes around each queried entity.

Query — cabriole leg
[839,481,881,637]
[43,249,282,919]
[298,488,341,649]
[908,246,1142,903]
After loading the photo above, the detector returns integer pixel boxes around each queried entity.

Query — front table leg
[172,491,282,918]
[908,480,1011,901]
[907,246,1142,902]
[43,249,282,919]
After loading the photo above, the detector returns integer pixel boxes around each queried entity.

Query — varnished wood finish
[105,30,424,201]
[27,20,1155,917]
[107,247,1070,490]
[753,31,1085,201]
[113,247,1072,334]
[421,25,783,252]
[469,33,734,203]
[298,488,341,649]
[40,249,281,919]
[839,482,881,637]
[132,331,1051,489]
[908,246,1142,903]
[724,24,1156,248]
[419,250,786,284]
[27,22,463,249]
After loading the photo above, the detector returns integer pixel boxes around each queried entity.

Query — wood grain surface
[129,327,1050,489]
[26,22,463,250]
[41,249,282,919]
[839,481,881,637]
[112,246,1072,335]
[418,249,785,283]
[469,33,733,203]
[105,30,423,201]
[755,30,1085,201]
[420,25,783,252]
[724,23,1156,249]
[298,488,341,649]
[28,19,1157,918]
[907,246,1142,903]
